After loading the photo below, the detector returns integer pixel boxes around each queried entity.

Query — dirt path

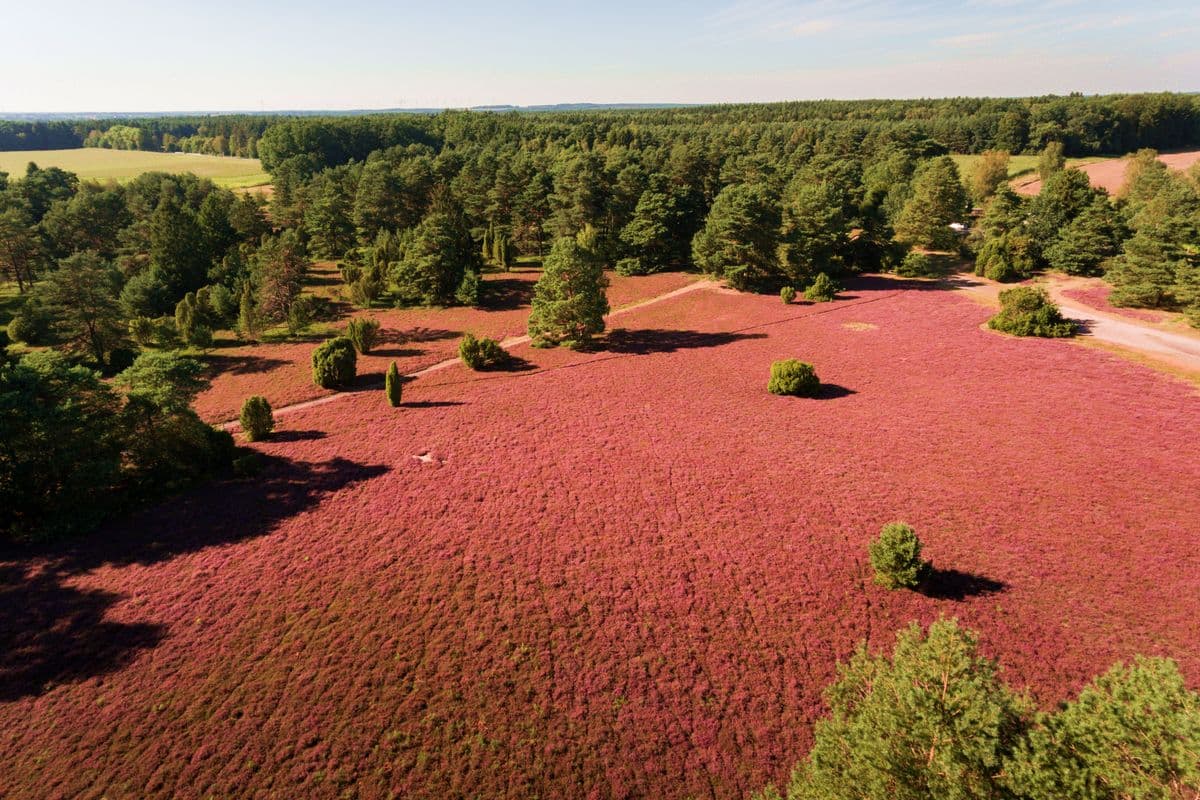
[222,279,720,429]
[946,271,1200,378]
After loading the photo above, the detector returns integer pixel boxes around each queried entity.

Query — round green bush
[780,286,797,304]
[988,286,1076,338]
[805,272,838,302]
[239,395,274,442]
[346,317,381,354]
[459,332,506,370]
[896,251,935,277]
[869,522,930,590]
[311,336,357,389]
[768,359,820,397]
[8,301,52,345]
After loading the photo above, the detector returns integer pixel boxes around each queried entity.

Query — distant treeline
[1,93,1198,160]
[0,116,272,158]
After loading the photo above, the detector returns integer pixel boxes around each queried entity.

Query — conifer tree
[527,236,609,347]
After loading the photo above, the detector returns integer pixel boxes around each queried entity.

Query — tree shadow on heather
[814,383,857,400]
[919,568,1008,601]
[0,564,166,701]
[600,328,768,355]
[0,454,389,700]
[480,277,535,311]
[267,429,327,442]
[202,353,291,376]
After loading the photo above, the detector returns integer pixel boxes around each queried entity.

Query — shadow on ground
[0,454,389,701]
[480,277,535,312]
[602,329,768,355]
[920,568,1008,601]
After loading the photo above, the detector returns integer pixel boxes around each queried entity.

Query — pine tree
[777,178,849,287]
[894,157,969,250]
[237,281,260,340]
[1044,198,1124,276]
[393,192,482,306]
[527,236,609,347]
[690,183,780,291]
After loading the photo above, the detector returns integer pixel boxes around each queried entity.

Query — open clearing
[1012,149,1200,196]
[2,276,1197,799]
[0,148,270,188]
[950,153,1109,187]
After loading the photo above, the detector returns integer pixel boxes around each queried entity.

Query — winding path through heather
[223,279,720,429]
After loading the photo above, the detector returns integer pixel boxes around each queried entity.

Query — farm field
[1012,149,1200,196]
[2,276,1198,799]
[950,152,1109,186]
[0,148,270,188]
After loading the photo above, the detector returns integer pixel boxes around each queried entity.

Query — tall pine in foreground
[527,234,609,348]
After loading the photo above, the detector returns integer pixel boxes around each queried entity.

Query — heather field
[194,268,700,422]
[2,278,1199,799]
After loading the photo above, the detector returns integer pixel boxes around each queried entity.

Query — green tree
[527,236,609,347]
[38,251,126,365]
[970,150,1011,204]
[303,169,356,258]
[115,351,208,414]
[1006,657,1200,800]
[1037,141,1066,181]
[237,281,260,340]
[783,619,1030,800]
[385,360,403,407]
[777,179,849,288]
[392,193,482,306]
[691,183,781,291]
[253,230,308,323]
[0,205,45,293]
[894,157,969,250]
[0,350,124,539]
[1044,198,1125,276]
[1026,169,1103,259]
[619,175,686,275]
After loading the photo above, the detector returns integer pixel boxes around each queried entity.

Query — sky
[1,0,1197,112]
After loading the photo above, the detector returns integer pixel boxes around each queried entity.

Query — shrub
[768,359,820,397]
[128,316,157,347]
[869,522,930,590]
[895,251,935,277]
[780,286,797,304]
[616,257,649,277]
[988,286,1076,338]
[8,300,52,345]
[455,270,482,306]
[346,317,381,354]
[239,395,274,441]
[311,336,357,389]
[804,272,838,302]
[459,332,506,370]
[232,451,264,478]
[385,361,403,407]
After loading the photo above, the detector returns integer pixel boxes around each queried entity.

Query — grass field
[0,148,270,188]
[950,153,1111,184]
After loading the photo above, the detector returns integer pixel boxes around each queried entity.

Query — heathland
[2,93,1200,799]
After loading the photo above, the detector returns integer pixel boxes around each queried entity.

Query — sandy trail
[949,272,1200,376]
[222,279,719,428]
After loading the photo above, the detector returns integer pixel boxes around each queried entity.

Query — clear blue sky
[2,0,1197,112]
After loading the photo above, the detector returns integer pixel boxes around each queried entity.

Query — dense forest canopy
[2,92,1199,159]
